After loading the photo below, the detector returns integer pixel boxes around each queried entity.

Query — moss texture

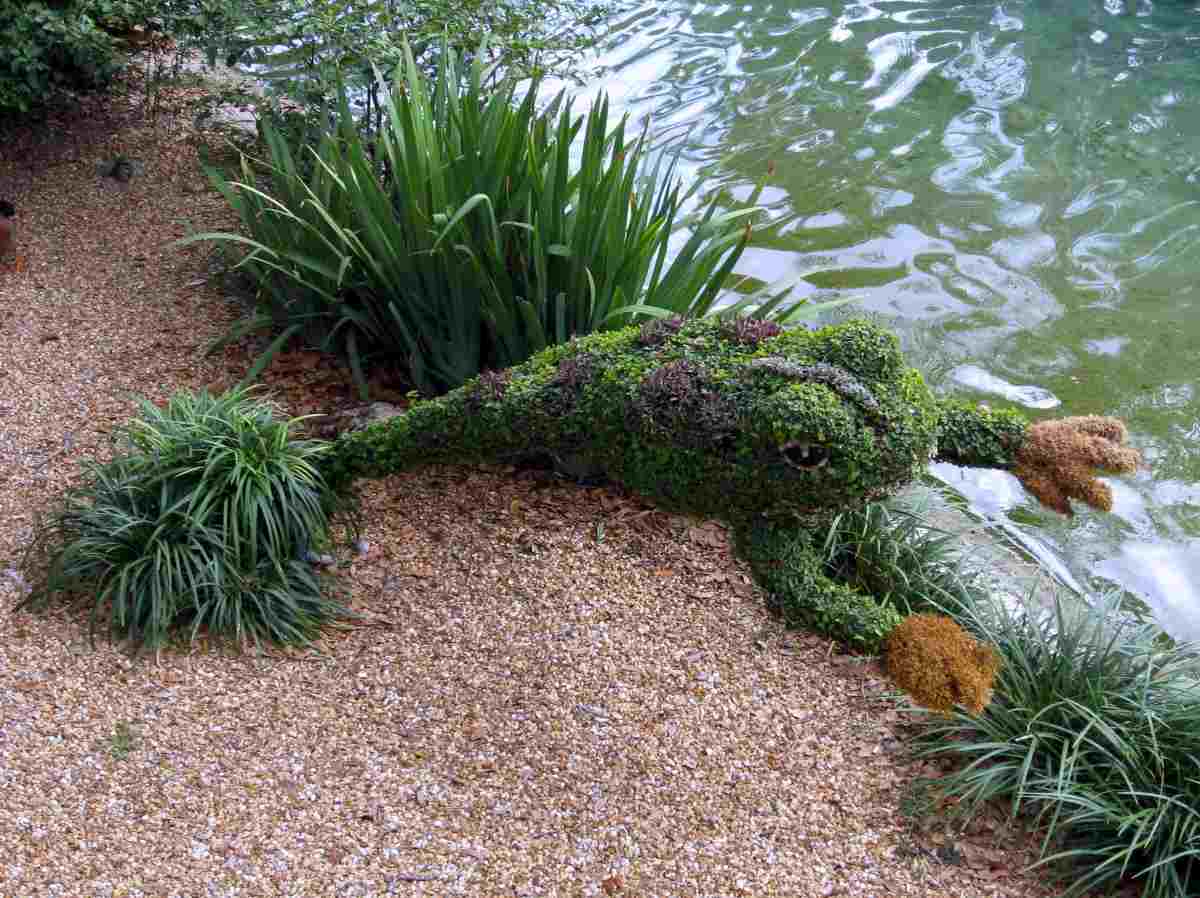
[321,316,1138,658]
[884,613,1002,714]
[325,317,941,518]
[934,401,1029,469]
[935,404,1140,517]
[736,519,904,652]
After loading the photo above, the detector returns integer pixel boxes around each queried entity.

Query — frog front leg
[735,518,904,654]
[935,402,1141,515]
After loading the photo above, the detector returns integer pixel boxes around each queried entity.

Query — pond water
[552,0,1200,639]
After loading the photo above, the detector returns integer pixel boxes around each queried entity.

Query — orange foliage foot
[1013,415,1141,516]
[885,613,1002,715]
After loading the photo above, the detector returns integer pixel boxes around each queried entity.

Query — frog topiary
[320,316,1140,655]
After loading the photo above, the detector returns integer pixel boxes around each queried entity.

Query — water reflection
[558,0,1200,635]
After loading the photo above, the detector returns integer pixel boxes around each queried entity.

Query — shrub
[909,588,1200,898]
[885,612,1001,714]
[225,0,609,131]
[186,41,765,397]
[17,388,348,650]
[0,0,243,115]
[0,0,124,114]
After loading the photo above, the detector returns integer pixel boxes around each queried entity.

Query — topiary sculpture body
[322,316,1139,656]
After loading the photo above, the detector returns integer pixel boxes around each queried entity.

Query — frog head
[611,317,942,521]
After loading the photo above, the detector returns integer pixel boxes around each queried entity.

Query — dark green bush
[187,41,764,397]
[18,387,349,649]
[0,0,124,113]
[227,0,609,129]
[0,0,280,116]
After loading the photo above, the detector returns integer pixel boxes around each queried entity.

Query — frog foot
[1013,415,1141,515]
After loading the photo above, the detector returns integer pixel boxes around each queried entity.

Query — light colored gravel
[1,75,1084,898]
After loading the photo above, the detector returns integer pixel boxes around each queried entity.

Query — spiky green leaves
[19,388,347,650]
[910,589,1200,898]
[185,41,762,398]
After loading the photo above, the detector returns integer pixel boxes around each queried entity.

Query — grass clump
[909,587,1200,898]
[186,40,765,398]
[819,488,1200,896]
[18,387,348,651]
[820,484,988,617]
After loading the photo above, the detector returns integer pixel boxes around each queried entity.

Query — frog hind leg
[735,518,903,655]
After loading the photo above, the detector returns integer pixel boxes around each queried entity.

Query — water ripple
[563,0,1200,633]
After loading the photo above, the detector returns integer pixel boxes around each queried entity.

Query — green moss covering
[935,402,1029,469]
[737,519,905,652]
[321,316,1045,654]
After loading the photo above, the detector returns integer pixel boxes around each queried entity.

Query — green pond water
[554,0,1200,638]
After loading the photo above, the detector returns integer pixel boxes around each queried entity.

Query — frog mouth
[780,440,831,470]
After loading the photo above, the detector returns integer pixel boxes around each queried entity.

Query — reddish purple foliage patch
[464,369,512,413]
[552,353,599,390]
[720,317,783,346]
[630,360,740,451]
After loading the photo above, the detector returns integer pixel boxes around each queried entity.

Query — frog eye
[781,440,831,470]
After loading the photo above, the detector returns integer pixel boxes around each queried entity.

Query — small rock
[3,567,30,595]
[96,156,144,182]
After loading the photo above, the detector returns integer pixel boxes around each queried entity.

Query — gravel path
[0,76,1081,898]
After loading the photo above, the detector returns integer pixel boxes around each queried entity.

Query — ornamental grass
[186,40,766,398]
[18,387,349,650]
